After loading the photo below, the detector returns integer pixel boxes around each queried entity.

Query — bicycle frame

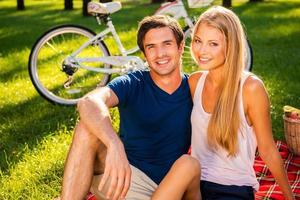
[65,15,143,75]
[66,0,197,75]
[155,0,194,31]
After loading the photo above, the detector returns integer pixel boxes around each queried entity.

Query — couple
[60,6,293,200]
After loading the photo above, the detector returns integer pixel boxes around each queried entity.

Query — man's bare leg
[61,121,106,200]
[152,155,201,200]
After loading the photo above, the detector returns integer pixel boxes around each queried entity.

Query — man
[61,15,200,200]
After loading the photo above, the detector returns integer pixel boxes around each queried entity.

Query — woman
[189,6,293,199]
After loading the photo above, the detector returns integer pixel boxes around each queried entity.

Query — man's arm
[77,87,131,200]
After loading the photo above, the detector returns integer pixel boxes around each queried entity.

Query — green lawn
[0,0,299,199]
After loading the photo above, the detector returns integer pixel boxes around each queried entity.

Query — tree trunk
[222,0,232,8]
[151,0,165,3]
[64,0,73,10]
[17,0,25,10]
[83,0,91,16]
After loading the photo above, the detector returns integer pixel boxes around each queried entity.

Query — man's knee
[73,121,100,146]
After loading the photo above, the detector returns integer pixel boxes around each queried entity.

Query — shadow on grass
[0,94,77,174]
[0,1,158,56]
[0,0,148,175]
[0,1,158,85]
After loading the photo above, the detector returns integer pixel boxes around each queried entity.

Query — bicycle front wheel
[29,25,111,106]
[182,26,253,73]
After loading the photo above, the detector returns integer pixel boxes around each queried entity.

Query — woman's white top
[191,71,259,191]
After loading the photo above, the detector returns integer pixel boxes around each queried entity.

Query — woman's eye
[210,42,218,46]
[194,39,201,43]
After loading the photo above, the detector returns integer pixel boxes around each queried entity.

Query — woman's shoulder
[243,73,266,95]
[188,71,206,98]
[188,71,205,86]
[243,73,269,111]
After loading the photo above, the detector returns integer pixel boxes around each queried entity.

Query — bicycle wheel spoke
[45,41,62,54]
[29,25,111,105]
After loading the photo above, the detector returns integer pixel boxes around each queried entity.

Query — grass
[0,0,299,199]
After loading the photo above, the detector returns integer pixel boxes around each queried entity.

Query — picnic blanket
[86,141,300,200]
[254,141,300,200]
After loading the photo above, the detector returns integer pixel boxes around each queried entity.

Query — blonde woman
[189,6,294,199]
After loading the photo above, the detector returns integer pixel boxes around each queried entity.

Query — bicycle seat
[88,2,122,15]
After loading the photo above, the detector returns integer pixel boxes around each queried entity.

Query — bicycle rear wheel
[28,25,111,106]
[182,26,253,73]
[182,27,198,74]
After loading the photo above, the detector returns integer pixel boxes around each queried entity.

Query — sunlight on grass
[0,129,72,199]
[0,49,35,107]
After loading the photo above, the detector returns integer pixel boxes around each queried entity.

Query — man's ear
[179,41,185,54]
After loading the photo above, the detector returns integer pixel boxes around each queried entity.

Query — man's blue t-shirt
[107,70,192,184]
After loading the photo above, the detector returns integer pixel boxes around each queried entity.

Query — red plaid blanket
[254,141,300,200]
[87,141,300,200]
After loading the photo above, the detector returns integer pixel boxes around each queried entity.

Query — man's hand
[98,140,131,200]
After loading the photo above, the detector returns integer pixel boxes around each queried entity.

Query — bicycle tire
[182,25,254,72]
[182,26,198,73]
[28,25,111,106]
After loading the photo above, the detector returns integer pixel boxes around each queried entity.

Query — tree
[151,0,164,3]
[64,0,73,10]
[17,0,25,10]
[83,0,91,16]
[250,0,263,2]
[222,0,232,8]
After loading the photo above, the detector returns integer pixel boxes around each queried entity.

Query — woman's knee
[174,155,201,176]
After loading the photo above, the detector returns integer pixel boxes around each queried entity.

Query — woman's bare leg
[152,155,201,200]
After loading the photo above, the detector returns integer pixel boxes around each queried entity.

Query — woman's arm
[244,76,294,200]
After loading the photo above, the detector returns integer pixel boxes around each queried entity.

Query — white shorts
[90,165,158,200]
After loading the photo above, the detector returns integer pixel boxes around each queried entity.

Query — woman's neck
[207,67,225,89]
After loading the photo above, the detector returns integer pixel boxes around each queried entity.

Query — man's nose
[156,46,166,57]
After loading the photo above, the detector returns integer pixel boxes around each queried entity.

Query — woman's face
[192,22,226,71]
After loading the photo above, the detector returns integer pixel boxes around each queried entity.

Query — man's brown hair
[137,15,184,53]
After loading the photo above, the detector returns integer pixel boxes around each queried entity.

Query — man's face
[143,27,183,77]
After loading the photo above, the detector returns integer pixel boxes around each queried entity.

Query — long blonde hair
[192,6,247,156]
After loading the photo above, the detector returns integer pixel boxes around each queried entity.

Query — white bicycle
[28,0,253,105]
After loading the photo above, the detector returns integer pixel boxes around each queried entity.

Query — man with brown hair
[60,15,200,200]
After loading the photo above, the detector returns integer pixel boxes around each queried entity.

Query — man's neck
[150,71,182,95]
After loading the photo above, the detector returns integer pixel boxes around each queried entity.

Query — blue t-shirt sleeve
[107,73,140,107]
[107,75,131,107]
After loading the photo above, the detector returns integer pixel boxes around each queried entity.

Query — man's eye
[146,46,154,50]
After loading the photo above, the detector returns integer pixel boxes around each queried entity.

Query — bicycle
[28,0,253,106]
